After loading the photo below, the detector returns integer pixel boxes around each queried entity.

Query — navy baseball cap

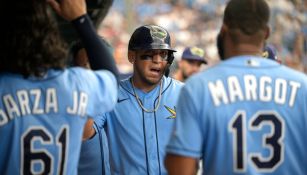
[262,44,278,61]
[128,25,176,52]
[182,47,207,64]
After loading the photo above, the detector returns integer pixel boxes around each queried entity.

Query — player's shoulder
[0,72,21,81]
[187,63,221,83]
[280,65,307,84]
[164,76,184,87]
[66,67,117,91]
[69,67,116,81]
[68,67,111,76]
[118,78,133,97]
[118,78,130,89]
[160,77,184,97]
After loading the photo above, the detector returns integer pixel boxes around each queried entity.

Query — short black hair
[223,0,270,35]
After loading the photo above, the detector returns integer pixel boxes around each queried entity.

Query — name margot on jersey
[0,88,88,126]
[208,75,301,107]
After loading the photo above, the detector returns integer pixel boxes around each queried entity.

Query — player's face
[181,60,202,80]
[134,49,169,85]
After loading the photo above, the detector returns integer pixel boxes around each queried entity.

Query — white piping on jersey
[131,78,163,113]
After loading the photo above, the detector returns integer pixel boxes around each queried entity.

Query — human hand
[47,0,86,21]
[82,118,96,141]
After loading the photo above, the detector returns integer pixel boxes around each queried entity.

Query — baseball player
[95,24,183,175]
[172,46,207,82]
[165,0,307,174]
[0,0,118,174]
[262,44,281,63]
[69,40,112,175]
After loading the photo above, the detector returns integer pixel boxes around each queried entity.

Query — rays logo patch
[190,47,205,57]
[148,26,167,41]
[164,105,176,119]
[262,51,269,58]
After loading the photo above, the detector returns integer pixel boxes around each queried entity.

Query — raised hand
[47,0,87,21]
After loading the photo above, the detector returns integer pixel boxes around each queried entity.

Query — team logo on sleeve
[164,105,176,119]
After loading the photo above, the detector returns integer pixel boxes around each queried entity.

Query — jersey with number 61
[167,56,307,174]
[0,68,117,175]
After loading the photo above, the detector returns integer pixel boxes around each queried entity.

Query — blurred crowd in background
[97,0,307,75]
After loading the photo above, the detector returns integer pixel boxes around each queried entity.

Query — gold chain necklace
[131,78,163,113]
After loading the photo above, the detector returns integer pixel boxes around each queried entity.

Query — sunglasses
[139,50,169,61]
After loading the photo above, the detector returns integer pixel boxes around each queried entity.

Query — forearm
[82,118,96,141]
[48,0,119,81]
[165,154,198,175]
[71,15,119,80]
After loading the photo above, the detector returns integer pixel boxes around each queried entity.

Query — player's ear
[219,24,227,36]
[178,59,184,68]
[128,50,136,64]
[264,25,270,40]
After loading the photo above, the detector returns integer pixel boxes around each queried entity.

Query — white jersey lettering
[17,90,31,116]
[67,91,88,116]
[209,75,301,107]
[0,109,9,126]
[46,88,58,113]
[228,76,244,103]
[30,89,44,115]
[208,80,229,106]
[3,94,21,119]
[67,91,78,115]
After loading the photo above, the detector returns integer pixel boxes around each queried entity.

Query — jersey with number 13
[167,56,307,175]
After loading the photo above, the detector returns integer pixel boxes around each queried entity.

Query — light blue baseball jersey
[0,68,117,175]
[167,56,307,175]
[78,122,110,175]
[95,76,183,175]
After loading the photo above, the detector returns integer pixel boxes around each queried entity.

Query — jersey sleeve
[93,113,107,133]
[79,69,118,118]
[166,80,203,158]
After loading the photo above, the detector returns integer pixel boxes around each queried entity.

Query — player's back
[191,56,307,174]
[0,68,117,175]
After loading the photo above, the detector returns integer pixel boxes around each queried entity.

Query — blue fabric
[167,56,307,175]
[78,125,110,175]
[95,76,183,175]
[0,68,117,175]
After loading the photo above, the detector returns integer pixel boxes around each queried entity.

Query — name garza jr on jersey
[0,88,89,125]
